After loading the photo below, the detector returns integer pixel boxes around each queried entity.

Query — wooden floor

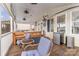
[6,44,79,56]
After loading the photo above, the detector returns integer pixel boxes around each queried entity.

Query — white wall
[0,3,14,56]
[0,40,1,56]
[45,20,54,40]
[0,19,1,34]
[0,33,12,56]
[45,4,79,47]
[69,7,79,47]
[53,7,79,47]
[35,4,79,39]
[36,4,79,47]
[36,19,54,39]
[45,32,53,39]
[74,35,79,47]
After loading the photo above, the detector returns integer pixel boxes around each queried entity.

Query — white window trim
[70,7,79,35]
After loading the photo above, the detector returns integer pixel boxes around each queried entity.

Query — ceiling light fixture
[23,18,26,21]
[24,10,29,14]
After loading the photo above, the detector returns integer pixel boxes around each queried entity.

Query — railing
[0,32,12,56]
[0,32,12,39]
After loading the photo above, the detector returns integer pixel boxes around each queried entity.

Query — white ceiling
[12,3,73,24]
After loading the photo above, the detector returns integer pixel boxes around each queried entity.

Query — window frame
[71,7,79,35]
[0,5,11,35]
[50,18,54,32]
[56,12,66,33]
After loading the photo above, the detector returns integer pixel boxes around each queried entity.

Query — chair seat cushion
[37,37,51,56]
[32,37,40,44]
[21,50,39,56]
[17,40,22,45]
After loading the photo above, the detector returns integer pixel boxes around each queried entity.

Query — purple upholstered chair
[25,32,31,41]
[21,37,53,56]
[17,32,33,47]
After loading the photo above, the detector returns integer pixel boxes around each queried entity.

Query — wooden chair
[16,32,34,48]
[21,37,53,56]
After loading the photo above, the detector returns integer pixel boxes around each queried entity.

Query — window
[1,21,10,34]
[51,19,54,32]
[16,23,31,31]
[0,5,11,34]
[57,14,65,33]
[47,20,50,32]
[47,19,54,32]
[72,11,79,34]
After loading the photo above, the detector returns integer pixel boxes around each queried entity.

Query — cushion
[25,32,30,41]
[16,40,22,45]
[21,50,39,56]
[37,37,51,56]
[32,37,40,44]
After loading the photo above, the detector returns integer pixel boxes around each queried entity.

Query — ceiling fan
[24,10,29,14]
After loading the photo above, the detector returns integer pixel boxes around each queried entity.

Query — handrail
[0,32,12,39]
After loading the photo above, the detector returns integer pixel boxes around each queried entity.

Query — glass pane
[72,11,79,21]
[57,14,65,33]
[51,19,54,32]
[47,20,50,32]
[1,21,10,34]
[0,5,11,34]
[0,5,10,21]
[72,11,79,34]
[57,15,65,24]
